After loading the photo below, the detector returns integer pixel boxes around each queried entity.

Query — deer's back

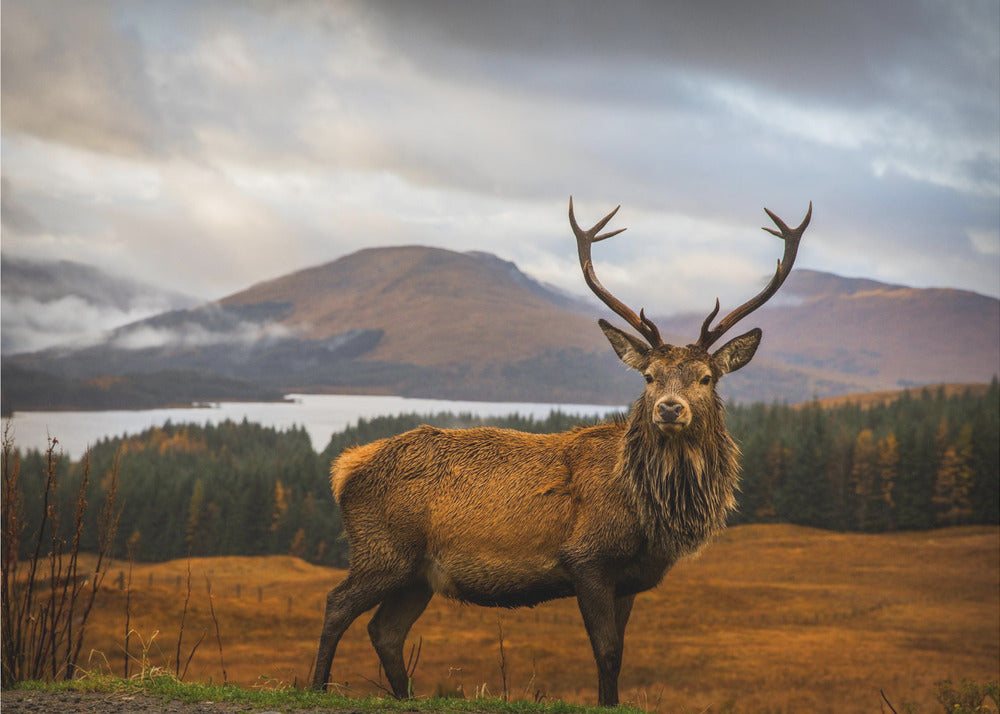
[334,423,624,519]
[332,423,648,606]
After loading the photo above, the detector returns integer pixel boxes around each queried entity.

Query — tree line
[10,381,998,567]
[730,381,998,532]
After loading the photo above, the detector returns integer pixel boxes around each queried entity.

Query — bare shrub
[1,424,121,684]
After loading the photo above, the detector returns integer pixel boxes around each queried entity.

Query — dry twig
[205,576,227,684]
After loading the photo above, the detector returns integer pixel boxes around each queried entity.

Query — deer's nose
[656,399,686,423]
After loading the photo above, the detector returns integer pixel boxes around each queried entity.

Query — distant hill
[4,247,998,412]
[1,363,283,414]
[801,382,994,410]
[1,256,197,354]
[658,269,1000,400]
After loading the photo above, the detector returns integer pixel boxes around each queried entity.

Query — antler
[569,196,663,347]
[695,202,812,350]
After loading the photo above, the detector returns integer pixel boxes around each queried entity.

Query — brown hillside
[220,246,611,367]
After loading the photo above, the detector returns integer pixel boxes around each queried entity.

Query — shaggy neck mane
[618,393,740,555]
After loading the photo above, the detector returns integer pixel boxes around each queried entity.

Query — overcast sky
[3,0,998,324]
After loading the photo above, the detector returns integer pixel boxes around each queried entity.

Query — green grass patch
[7,675,645,714]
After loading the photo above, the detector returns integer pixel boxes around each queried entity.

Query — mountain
[3,247,639,411]
[4,247,998,413]
[1,256,197,354]
[656,269,1000,401]
[219,246,606,366]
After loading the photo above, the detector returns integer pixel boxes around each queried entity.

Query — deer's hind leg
[312,561,416,691]
[312,572,382,690]
[367,582,433,698]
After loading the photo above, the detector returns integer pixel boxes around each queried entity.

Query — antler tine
[696,202,812,350]
[568,196,627,242]
[569,197,663,347]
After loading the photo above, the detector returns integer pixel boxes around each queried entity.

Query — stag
[312,198,811,705]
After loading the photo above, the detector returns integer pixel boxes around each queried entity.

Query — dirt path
[1,690,252,713]
[0,689,373,714]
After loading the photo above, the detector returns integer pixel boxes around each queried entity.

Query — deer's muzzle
[653,397,691,432]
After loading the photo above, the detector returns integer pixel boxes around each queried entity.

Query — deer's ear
[599,319,650,371]
[711,328,761,376]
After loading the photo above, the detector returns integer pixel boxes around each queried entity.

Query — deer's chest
[610,543,679,597]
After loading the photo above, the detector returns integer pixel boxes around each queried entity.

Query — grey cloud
[0,0,996,338]
[0,254,198,354]
[344,2,998,208]
[0,295,176,354]
[1,178,42,235]
[106,319,300,352]
[1,0,163,157]
[279,3,998,230]
[357,1,997,107]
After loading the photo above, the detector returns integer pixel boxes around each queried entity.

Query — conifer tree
[186,478,206,555]
[932,424,974,526]
[289,528,308,558]
[874,432,900,530]
[851,429,878,530]
[270,480,289,533]
[756,441,790,521]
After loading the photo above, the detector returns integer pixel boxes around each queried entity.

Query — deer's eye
[699,374,713,386]
[644,373,653,384]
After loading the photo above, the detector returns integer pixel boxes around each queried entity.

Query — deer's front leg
[614,593,635,653]
[574,573,623,706]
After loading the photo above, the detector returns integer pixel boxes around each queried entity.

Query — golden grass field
[76,524,998,713]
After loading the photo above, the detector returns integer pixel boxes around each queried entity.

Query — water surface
[8,393,624,459]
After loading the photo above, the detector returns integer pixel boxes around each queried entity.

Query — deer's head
[570,197,811,437]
